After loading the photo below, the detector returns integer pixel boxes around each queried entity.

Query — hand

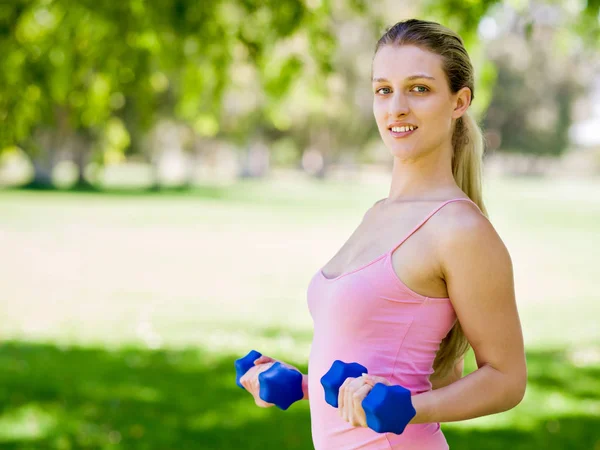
[253,355,301,373]
[338,373,392,427]
[239,355,302,407]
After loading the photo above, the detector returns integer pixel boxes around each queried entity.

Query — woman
[240,18,527,449]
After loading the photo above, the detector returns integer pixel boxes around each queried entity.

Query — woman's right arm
[302,373,309,400]
[241,355,309,405]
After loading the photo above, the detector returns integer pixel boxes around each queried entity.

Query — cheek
[422,98,451,121]
[412,97,437,114]
[373,101,386,127]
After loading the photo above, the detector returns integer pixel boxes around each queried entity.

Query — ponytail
[432,110,489,377]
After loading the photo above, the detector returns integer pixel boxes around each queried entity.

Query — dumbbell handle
[321,360,368,407]
[321,359,416,434]
[234,349,304,410]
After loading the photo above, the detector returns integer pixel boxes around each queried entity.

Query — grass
[0,342,598,449]
[1,172,599,449]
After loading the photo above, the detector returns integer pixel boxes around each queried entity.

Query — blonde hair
[375,19,490,377]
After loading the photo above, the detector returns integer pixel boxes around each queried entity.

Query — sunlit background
[1,0,599,449]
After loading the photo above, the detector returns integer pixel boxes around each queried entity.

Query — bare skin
[336,44,526,427]
[321,195,472,300]
[242,44,527,431]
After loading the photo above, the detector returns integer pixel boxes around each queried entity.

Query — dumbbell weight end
[258,362,304,410]
[235,349,262,389]
[235,350,304,410]
[320,360,368,408]
[362,383,416,435]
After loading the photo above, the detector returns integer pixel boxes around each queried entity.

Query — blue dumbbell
[320,360,416,434]
[320,360,368,407]
[234,349,304,410]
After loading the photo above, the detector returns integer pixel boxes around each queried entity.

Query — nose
[389,92,409,117]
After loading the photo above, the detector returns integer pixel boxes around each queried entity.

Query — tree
[479,2,594,173]
[0,0,341,188]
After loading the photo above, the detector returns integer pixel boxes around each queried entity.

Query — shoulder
[362,198,387,221]
[433,201,512,281]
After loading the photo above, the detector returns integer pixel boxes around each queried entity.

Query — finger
[345,377,363,421]
[353,383,373,403]
[239,371,251,390]
[338,377,353,420]
[359,373,374,387]
[240,364,259,390]
[349,384,371,427]
[338,378,348,417]
[353,384,372,426]
[242,364,269,393]
[349,376,367,389]
[345,379,353,422]
[254,396,274,408]
[345,377,363,422]
[245,375,259,394]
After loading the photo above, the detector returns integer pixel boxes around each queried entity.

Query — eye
[411,85,429,93]
[375,87,391,95]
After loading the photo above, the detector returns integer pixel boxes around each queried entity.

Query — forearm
[430,369,461,391]
[302,373,309,400]
[410,364,525,424]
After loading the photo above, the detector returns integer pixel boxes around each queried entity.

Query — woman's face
[372,44,469,159]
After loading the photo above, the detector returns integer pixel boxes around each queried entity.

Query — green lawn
[1,173,599,449]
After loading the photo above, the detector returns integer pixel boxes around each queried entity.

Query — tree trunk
[72,130,96,191]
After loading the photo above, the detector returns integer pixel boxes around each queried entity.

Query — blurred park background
[1,0,600,449]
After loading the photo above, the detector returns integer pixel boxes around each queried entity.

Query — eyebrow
[372,74,436,83]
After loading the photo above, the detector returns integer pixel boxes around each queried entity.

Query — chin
[387,143,417,157]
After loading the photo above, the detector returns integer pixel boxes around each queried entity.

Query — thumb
[361,374,375,386]
[363,374,391,386]
[254,355,276,365]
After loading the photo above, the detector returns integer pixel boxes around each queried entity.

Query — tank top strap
[389,197,480,254]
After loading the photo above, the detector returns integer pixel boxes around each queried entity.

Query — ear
[451,86,472,120]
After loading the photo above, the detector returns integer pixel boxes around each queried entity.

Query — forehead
[372,45,444,80]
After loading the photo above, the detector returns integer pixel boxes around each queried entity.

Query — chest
[319,209,449,300]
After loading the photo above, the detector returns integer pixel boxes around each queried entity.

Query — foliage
[0,0,339,184]
[480,5,591,159]
[1,0,599,187]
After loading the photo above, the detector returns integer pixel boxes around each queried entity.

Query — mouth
[389,126,418,138]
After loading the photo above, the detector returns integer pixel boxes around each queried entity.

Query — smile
[389,127,417,138]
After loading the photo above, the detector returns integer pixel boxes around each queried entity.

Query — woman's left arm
[411,210,527,424]
[430,357,464,391]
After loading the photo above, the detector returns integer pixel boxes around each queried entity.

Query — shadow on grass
[445,415,600,450]
[525,349,600,401]
[0,342,598,449]
[13,183,231,199]
[3,182,323,211]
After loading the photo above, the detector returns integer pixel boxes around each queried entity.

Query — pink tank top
[306,198,482,450]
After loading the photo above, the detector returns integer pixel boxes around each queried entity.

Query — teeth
[391,126,416,132]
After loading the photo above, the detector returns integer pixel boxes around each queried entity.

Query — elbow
[507,370,528,409]
[487,361,527,411]
[507,384,525,410]
[514,376,527,406]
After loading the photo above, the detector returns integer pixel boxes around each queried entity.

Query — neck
[387,145,458,202]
